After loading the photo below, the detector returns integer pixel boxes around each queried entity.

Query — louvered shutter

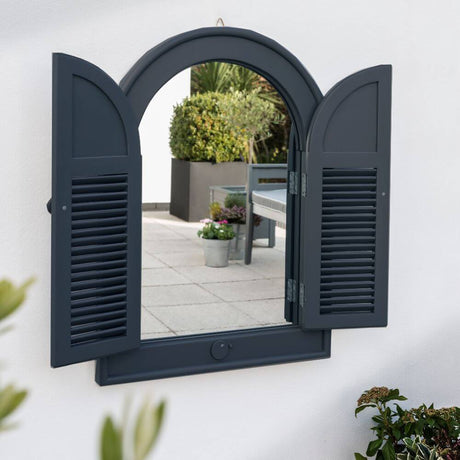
[300,66,391,329]
[51,53,141,367]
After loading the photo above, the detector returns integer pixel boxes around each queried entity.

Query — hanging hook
[216,17,225,27]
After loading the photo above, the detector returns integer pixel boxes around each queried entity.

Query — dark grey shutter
[51,53,141,367]
[300,65,391,329]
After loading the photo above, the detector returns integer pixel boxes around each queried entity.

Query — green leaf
[354,454,368,460]
[0,278,35,322]
[100,416,122,460]
[382,441,396,460]
[367,439,384,457]
[133,400,166,460]
[0,385,27,421]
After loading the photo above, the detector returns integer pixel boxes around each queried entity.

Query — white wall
[140,69,190,204]
[1,1,459,459]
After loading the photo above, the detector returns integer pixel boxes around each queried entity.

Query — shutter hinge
[288,171,298,195]
[301,173,307,198]
[299,283,305,309]
[287,279,297,303]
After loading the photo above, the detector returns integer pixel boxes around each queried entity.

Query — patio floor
[141,211,288,339]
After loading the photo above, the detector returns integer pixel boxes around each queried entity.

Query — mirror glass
[139,62,292,339]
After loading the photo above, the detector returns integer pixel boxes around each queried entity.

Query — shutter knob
[210,340,232,360]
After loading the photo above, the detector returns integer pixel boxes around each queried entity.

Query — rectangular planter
[170,158,248,222]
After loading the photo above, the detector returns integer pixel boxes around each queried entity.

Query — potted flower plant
[210,194,261,260]
[197,219,235,267]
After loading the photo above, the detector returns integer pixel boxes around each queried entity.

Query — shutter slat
[72,208,128,220]
[71,242,127,256]
[71,275,128,290]
[71,250,128,264]
[71,267,127,281]
[72,225,128,237]
[72,216,127,229]
[71,318,127,335]
[70,326,127,345]
[320,304,374,314]
[72,200,128,211]
[71,259,127,273]
[71,301,127,317]
[71,293,127,309]
[71,310,127,326]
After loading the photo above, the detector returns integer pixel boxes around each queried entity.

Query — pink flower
[217,220,228,224]
[200,218,213,224]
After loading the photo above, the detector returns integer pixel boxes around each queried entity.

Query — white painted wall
[1,1,459,459]
[140,70,190,204]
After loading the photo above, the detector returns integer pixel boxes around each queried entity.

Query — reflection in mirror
[139,62,292,340]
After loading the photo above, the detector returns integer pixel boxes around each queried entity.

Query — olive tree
[219,89,284,163]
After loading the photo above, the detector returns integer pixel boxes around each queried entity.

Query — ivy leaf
[100,416,122,460]
[354,454,368,460]
[366,439,383,457]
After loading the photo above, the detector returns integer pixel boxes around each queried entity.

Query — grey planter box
[170,158,248,222]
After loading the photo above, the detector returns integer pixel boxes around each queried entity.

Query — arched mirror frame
[96,27,331,385]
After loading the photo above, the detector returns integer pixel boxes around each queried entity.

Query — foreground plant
[101,398,166,460]
[197,219,235,240]
[0,278,34,432]
[355,387,459,460]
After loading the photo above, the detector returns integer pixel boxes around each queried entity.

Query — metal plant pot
[202,239,232,267]
[229,223,246,260]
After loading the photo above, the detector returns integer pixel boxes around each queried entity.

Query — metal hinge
[301,173,307,197]
[288,171,298,195]
[298,283,305,309]
[287,279,297,303]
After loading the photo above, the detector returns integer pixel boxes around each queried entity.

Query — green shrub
[354,387,460,459]
[224,193,246,209]
[169,92,248,163]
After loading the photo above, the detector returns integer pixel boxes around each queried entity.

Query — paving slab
[142,251,166,269]
[231,298,287,325]
[142,268,192,287]
[202,278,284,302]
[146,303,258,333]
[141,307,172,334]
[155,250,205,267]
[174,263,264,284]
[142,284,220,307]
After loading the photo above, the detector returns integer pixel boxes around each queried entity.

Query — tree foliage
[218,89,284,163]
[191,62,291,163]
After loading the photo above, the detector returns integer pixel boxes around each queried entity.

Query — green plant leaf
[100,416,122,460]
[0,278,35,322]
[382,441,396,460]
[354,453,368,460]
[133,400,166,460]
[367,439,384,457]
[0,385,27,421]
